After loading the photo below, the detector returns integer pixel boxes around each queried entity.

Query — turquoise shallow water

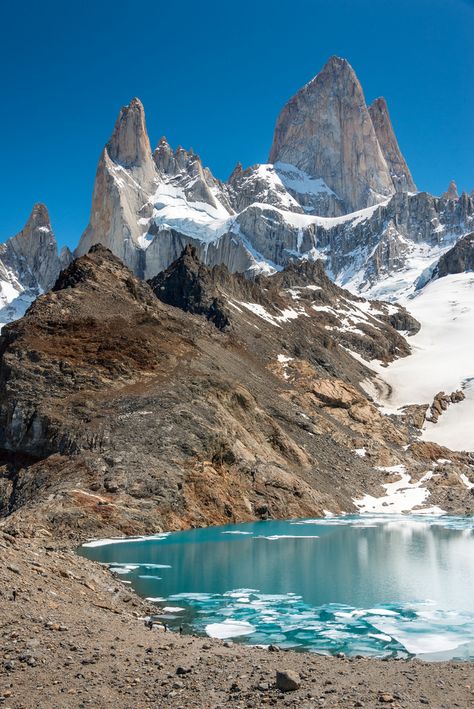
[79,514,474,660]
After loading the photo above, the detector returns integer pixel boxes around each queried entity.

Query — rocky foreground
[1,530,473,709]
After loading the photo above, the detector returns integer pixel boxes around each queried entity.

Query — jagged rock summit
[442,179,459,201]
[368,97,417,193]
[76,98,158,269]
[269,56,409,212]
[0,203,69,329]
[107,97,154,171]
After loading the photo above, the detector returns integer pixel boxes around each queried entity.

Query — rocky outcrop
[0,203,67,329]
[268,56,397,213]
[442,180,459,201]
[368,97,416,193]
[401,404,429,430]
[228,162,344,217]
[430,232,474,279]
[6,204,62,292]
[149,244,237,330]
[427,390,465,423]
[154,138,233,214]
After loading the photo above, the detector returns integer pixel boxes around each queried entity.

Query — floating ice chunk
[205,619,256,639]
[255,534,319,540]
[161,606,185,612]
[81,533,170,548]
[110,564,139,574]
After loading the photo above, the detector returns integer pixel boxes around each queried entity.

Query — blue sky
[0,0,473,249]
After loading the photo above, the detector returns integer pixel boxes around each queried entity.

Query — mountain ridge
[2,244,472,542]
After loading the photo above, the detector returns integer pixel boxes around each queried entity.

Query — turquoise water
[79,514,474,660]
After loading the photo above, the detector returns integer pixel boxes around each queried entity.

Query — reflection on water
[79,514,474,660]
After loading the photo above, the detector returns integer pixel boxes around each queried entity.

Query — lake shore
[1,530,473,709]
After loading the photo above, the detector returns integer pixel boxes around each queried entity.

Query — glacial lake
[79,514,474,661]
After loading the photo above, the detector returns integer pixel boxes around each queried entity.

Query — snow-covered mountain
[0,204,71,330]
[71,56,473,303]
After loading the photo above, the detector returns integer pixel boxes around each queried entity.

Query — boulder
[276,669,301,692]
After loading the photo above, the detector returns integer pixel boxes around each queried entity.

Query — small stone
[176,666,191,675]
[276,670,301,692]
[7,564,20,574]
[378,694,394,704]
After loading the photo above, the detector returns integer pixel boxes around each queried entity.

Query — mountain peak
[317,55,353,78]
[1,203,62,304]
[25,202,52,231]
[107,97,152,168]
[442,180,459,201]
[368,97,416,192]
[269,57,395,213]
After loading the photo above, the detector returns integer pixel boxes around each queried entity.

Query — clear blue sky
[1,0,473,249]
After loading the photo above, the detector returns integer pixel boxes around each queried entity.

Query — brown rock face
[0,246,438,538]
[268,56,396,213]
[0,246,473,538]
[368,97,416,193]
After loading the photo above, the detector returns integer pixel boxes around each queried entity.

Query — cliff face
[76,98,157,271]
[368,97,416,193]
[268,56,396,213]
[430,232,474,279]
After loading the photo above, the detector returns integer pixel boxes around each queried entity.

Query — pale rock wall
[269,57,396,213]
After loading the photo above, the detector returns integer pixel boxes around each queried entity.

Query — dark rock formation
[149,245,233,330]
[431,232,474,279]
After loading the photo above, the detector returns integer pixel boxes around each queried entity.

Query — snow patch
[354,467,445,515]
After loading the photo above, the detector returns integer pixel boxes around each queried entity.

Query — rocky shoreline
[1,528,473,709]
